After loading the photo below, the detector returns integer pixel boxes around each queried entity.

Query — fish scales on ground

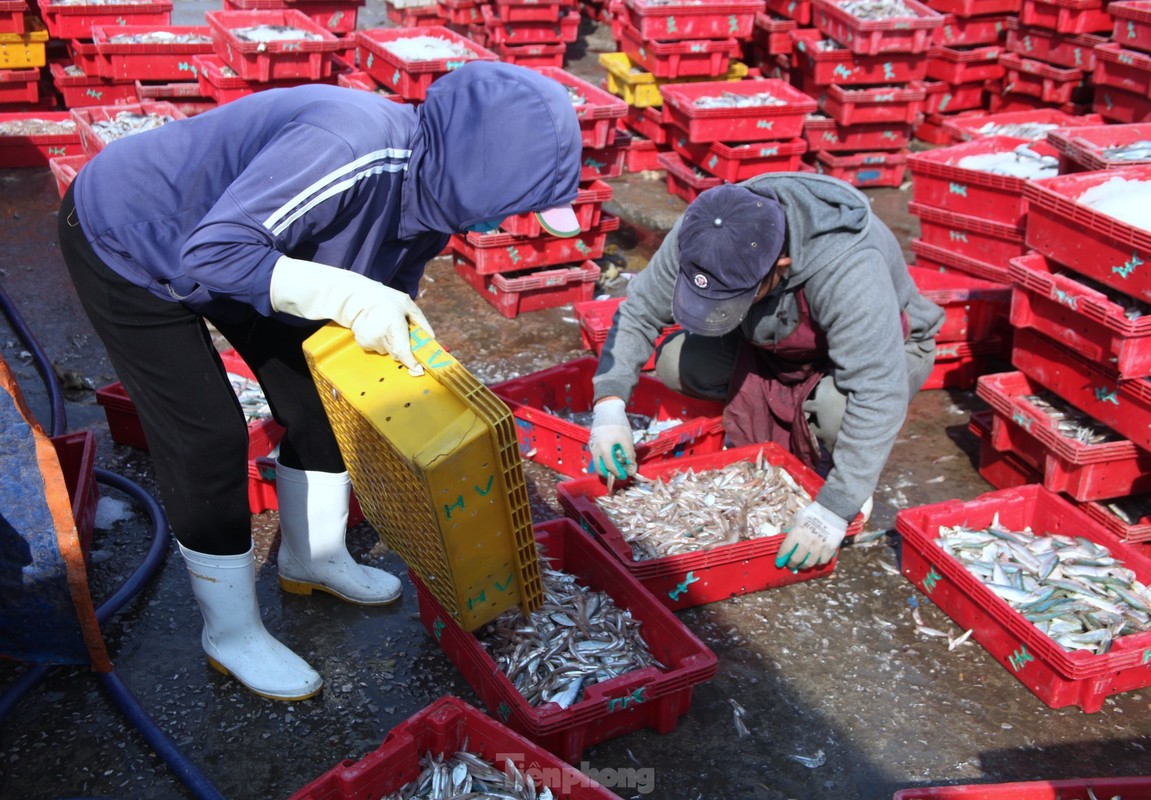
[381,749,555,800]
[595,450,812,561]
[478,553,663,710]
[936,514,1151,655]
[1020,392,1121,445]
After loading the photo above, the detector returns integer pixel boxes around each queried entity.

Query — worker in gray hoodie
[588,176,944,571]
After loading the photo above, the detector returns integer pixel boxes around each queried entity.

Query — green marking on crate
[583,156,606,169]
[329,11,344,27]
[943,24,954,40]
[667,16,678,33]
[759,145,779,156]
[883,62,895,80]
[923,566,941,593]
[1120,52,1135,65]
[1053,288,1079,309]
[444,495,465,519]
[494,573,514,592]
[939,94,952,112]
[756,119,774,129]
[882,130,896,139]
[506,245,522,264]
[446,60,466,70]
[1113,253,1143,279]
[1008,646,1034,671]
[949,230,968,243]
[822,131,839,142]
[498,701,512,721]
[668,571,699,601]
[938,345,958,358]
[117,16,126,25]
[1093,386,1119,405]
[833,64,854,79]
[284,42,301,52]
[728,14,738,34]
[1023,35,1033,52]
[85,88,104,99]
[949,182,967,197]
[392,68,400,86]
[1143,649,1151,665]
[48,146,66,156]
[366,52,374,69]
[576,239,591,255]
[433,617,445,640]
[875,92,895,101]
[1104,92,1114,110]
[608,687,647,711]
[1073,47,1082,66]
[789,0,797,13]
[466,589,487,610]
[474,475,495,495]
[708,155,718,170]
[1128,21,1137,40]
[1012,410,1033,430]
[177,60,193,73]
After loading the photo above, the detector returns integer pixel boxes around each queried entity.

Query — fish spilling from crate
[381,749,555,800]
[1021,392,1123,445]
[936,515,1151,655]
[0,118,77,136]
[91,111,175,143]
[594,450,812,561]
[478,552,663,709]
[380,35,478,60]
[693,91,789,109]
[839,0,920,20]
[231,24,324,43]
[107,31,213,44]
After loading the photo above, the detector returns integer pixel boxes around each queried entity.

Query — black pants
[59,184,345,555]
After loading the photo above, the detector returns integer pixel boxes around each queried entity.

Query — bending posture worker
[588,176,944,571]
[58,62,583,701]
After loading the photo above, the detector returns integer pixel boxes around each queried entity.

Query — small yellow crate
[302,323,542,631]
[598,51,748,108]
[0,16,46,69]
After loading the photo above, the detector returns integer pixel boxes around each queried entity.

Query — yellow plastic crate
[598,51,749,108]
[302,323,542,631]
[0,17,47,69]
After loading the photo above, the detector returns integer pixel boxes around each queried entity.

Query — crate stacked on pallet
[796,0,944,187]
[1091,1,1151,122]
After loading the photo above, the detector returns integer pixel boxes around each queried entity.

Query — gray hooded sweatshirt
[593,172,945,521]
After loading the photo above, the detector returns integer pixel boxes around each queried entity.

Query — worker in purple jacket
[58,61,583,702]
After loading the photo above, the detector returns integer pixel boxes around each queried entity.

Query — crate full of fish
[1018,0,1113,34]
[1110,0,1151,53]
[532,66,627,150]
[449,214,617,275]
[556,443,865,611]
[1079,492,1151,544]
[622,0,763,42]
[206,9,342,83]
[1011,328,1151,452]
[811,148,908,188]
[669,135,809,183]
[1008,252,1151,381]
[289,696,626,800]
[36,0,172,40]
[811,0,945,55]
[801,114,913,153]
[597,51,749,109]
[907,264,1010,343]
[659,78,818,144]
[355,25,498,101]
[71,101,186,157]
[976,369,1151,501]
[896,483,1151,712]
[0,112,81,168]
[500,179,611,239]
[412,517,718,764]
[940,107,1103,142]
[616,21,740,80]
[1022,163,1151,306]
[657,149,724,204]
[818,83,927,127]
[90,25,213,81]
[453,257,600,319]
[572,296,681,370]
[909,201,1029,267]
[1047,120,1151,172]
[489,356,725,479]
[893,776,1151,799]
[789,29,930,86]
[222,0,365,35]
[906,136,1059,227]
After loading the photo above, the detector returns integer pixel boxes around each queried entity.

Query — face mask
[464,218,503,234]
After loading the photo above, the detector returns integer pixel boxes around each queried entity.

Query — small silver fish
[231,24,323,44]
[91,112,174,144]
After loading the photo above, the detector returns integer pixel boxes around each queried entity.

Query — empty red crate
[580,131,629,181]
[489,356,726,477]
[449,214,617,274]
[90,25,212,81]
[914,78,986,113]
[356,25,498,99]
[802,114,913,152]
[812,148,908,187]
[1012,327,1151,451]
[37,0,171,40]
[894,777,1151,799]
[912,201,1028,266]
[555,443,864,611]
[912,236,1013,283]
[50,430,98,561]
[480,4,579,44]
[1022,164,1151,306]
[1019,0,1113,34]
[812,0,945,55]
[1048,120,1151,171]
[572,296,681,369]
[897,483,1151,712]
[72,100,186,157]
[1009,252,1151,380]
[657,149,723,203]
[978,369,1151,501]
[942,107,1104,141]
[1093,42,1151,98]
[999,51,1088,104]
[453,257,600,318]
[820,83,927,126]
[290,696,625,800]
[533,65,627,149]
[500,178,611,238]
[618,22,738,79]
[0,111,81,167]
[908,264,1011,342]
[659,78,816,143]
[1004,19,1107,70]
[1080,493,1151,543]
[206,9,342,83]
[0,67,36,103]
[1110,0,1151,53]
[411,517,719,764]
[790,29,930,85]
[49,153,88,197]
[907,135,1057,227]
[925,43,1004,83]
[766,0,812,25]
[933,12,1014,45]
[670,132,808,182]
[623,0,762,42]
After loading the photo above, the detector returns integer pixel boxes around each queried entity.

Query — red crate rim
[1021,163,1151,256]
[813,0,946,29]
[660,77,817,116]
[532,65,628,120]
[910,200,1026,236]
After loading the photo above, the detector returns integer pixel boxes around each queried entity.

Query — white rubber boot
[179,543,323,701]
[275,462,402,605]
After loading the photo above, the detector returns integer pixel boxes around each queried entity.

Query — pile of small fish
[1020,391,1120,445]
[227,373,271,422]
[694,91,787,109]
[813,38,846,50]
[972,121,1061,140]
[381,34,477,60]
[381,750,554,800]
[840,0,919,20]
[1101,140,1151,162]
[62,64,87,77]
[1104,494,1151,525]
[936,515,1151,655]
[956,143,1059,179]
[0,118,77,136]
[478,553,663,709]
[90,111,174,143]
[547,406,685,446]
[231,24,323,43]
[1059,270,1149,320]
[595,451,811,560]
[562,84,587,108]
[107,31,212,44]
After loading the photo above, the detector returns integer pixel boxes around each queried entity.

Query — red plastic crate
[90,25,212,81]
[618,22,738,79]
[66,39,101,77]
[36,0,172,40]
[480,4,579,44]
[977,369,1151,501]
[453,257,600,318]
[802,114,913,152]
[50,430,98,561]
[922,337,1007,390]
[412,517,719,764]
[572,296,680,369]
[356,25,497,100]
[926,0,1020,14]
[493,39,565,67]
[449,214,617,275]
[1110,0,1151,54]
[1093,82,1151,122]
[489,356,726,477]
[670,131,808,182]
[925,43,1004,83]
[72,100,186,157]
[1081,494,1151,543]
[659,77,817,143]
[1093,42,1151,98]
[247,454,366,524]
[1049,120,1151,171]
[908,264,1011,343]
[493,0,568,22]
[766,0,812,26]
[896,778,1151,800]
[1022,164,1151,305]
[437,0,482,26]
[0,110,81,167]
[999,51,1088,104]
[533,65,627,149]
[580,130,629,181]
[95,348,286,460]
[811,148,908,187]
[500,178,611,238]
[555,443,865,611]
[912,112,956,145]
[912,236,1013,283]
[623,134,662,172]
[933,12,1013,45]
[48,153,88,197]
[970,407,1044,490]
[206,9,342,83]
[623,104,668,145]
[1009,252,1151,380]
[1018,0,1113,34]
[790,29,930,85]
[812,0,945,55]
[1004,19,1107,71]
[912,200,1028,266]
[657,149,723,204]
[820,83,927,126]
[623,0,762,42]
[0,0,25,34]
[1011,327,1151,451]
[0,66,34,103]
[753,12,799,57]
[385,0,442,26]
[942,107,1103,141]
[132,79,216,117]
[897,484,1151,712]
[914,78,986,114]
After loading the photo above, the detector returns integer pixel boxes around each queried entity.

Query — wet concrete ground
[2,7,1150,800]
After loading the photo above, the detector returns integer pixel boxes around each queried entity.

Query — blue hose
[0,278,67,437]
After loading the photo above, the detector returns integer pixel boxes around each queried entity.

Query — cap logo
[693,273,709,289]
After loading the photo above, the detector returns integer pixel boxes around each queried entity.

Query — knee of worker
[653,330,735,402]
[803,374,848,452]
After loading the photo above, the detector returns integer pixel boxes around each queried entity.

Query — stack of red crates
[0,4,51,111]
[1091,1,1151,122]
[222,0,365,68]
[472,0,580,67]
[354,24,497,101]
[1047,119,1151,172]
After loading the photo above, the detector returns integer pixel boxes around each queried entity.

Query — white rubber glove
[586,397,637,481]
[270,256,434,374]
[776,501,849,570]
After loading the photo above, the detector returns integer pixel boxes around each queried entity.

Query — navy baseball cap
[673,184,787,337]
